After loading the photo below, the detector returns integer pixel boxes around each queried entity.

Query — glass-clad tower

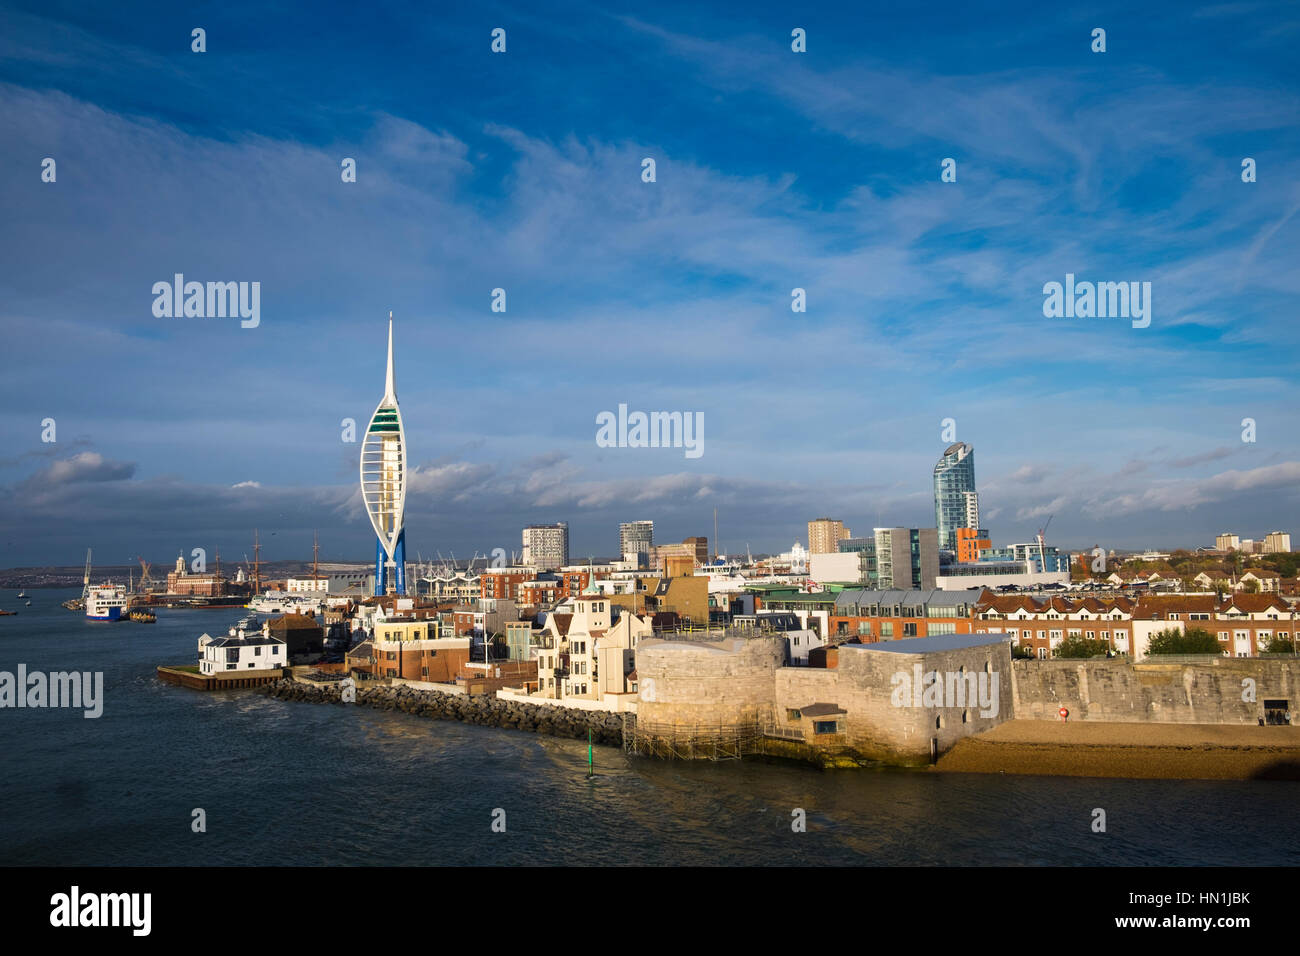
[933,442,978,553]
[360,314,408,595]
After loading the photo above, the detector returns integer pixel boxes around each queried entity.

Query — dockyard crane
[81,548,92,602]
[136,556,154,593]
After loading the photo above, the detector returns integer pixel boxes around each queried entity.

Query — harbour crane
[136,557,154,593]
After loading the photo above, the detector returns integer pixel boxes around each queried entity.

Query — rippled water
[2,590,1297,866]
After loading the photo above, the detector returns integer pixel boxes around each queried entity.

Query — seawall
[1011,657,1300,723]
[259,679,625,746]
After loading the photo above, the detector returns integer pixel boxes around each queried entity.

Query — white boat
[86,583,128,621]
[17,590,27,598]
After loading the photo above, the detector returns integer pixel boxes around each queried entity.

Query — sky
[1,0,1298,568]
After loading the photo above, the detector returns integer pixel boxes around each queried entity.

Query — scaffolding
[622,712,807,761]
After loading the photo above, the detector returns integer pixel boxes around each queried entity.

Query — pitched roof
[1131,594,1217,617]
[1220,594,1289,613]
[269,613,321,629]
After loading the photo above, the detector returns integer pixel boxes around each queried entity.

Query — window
[813,721,839,735]
[903,623,918,637]
[880,622,894,637]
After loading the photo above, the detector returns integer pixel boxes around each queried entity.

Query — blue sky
[1,0,1299,567]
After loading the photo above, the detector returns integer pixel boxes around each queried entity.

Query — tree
[1147,626,1220,655]
[1054,635,1111,659]
[1011,643,1036,660]
[1264,635,1296,654]
[1241,578,1261,594]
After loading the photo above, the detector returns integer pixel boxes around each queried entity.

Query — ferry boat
[85,584,128,621]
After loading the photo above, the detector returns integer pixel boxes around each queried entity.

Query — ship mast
[253,529,262,594]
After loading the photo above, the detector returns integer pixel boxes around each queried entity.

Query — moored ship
[85,584,128,621]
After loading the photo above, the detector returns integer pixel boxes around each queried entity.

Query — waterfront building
[933,443,979,552]
[369,617,471,682]
[808,518,851,554]
[360,315,409,595]
[522,522,569,571]
[166,554,228,597]
[528,585,651,704]
[266,613,325,660]
[198,624,286,675]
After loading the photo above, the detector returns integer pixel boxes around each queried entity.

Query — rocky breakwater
[260,679,625,746]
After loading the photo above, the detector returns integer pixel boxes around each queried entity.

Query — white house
[1237,570,1281,593]
[199,623,286,675]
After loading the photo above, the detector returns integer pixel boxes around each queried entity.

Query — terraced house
[972,593,1298,659]
[973,595,1137,658]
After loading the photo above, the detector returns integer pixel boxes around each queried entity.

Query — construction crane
[81,548,92,601]
[136,557,154,593]
[1037,515,1054,573]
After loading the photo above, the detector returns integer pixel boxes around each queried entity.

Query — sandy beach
[937,720,1300,780]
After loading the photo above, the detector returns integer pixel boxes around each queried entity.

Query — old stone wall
[634,636,784,727]
[1011,657,1300,724]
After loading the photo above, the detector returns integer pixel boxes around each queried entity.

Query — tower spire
[384,311,397,403]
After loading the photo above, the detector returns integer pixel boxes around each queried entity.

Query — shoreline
[936,720,1300,780]
[259,678,626,746]
[258,682,1300,780]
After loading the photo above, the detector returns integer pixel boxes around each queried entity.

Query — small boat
[129,609,156,623]
[17,591,27,598]
[24,601,31,607]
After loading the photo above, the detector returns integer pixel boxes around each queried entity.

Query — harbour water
[2,589,1297,866]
